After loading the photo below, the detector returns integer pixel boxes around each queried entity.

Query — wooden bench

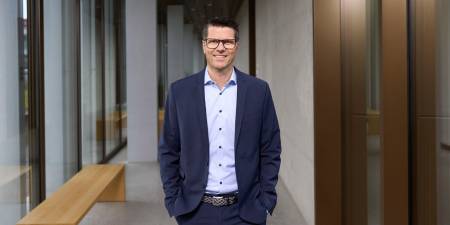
[96,111,127,140]
[17,164,125,225]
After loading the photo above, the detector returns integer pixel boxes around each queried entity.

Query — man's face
[203,26,239,72]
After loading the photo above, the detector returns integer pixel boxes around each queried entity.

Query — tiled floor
[80,147,307,225]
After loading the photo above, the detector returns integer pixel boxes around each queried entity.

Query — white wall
[234,0,250,74]
[126,0,158,162]
[255,1,315,224]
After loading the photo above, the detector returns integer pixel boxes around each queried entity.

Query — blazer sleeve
[259,82,281,215]
[158,85,182,217]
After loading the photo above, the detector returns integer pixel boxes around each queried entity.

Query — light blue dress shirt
[204,68,238,194]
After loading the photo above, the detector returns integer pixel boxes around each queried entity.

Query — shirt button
[220,181,222,185]
[219,128,222,131]
[219,164,222,167]
[219,146,222,149]
[219,110,222,113]
[219,92,222,95]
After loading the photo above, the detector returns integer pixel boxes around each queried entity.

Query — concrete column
[183,24,194,75]
[167,5,184,84]
[234,0,250,74]
[126,0,158,162]
[192,37,205,73]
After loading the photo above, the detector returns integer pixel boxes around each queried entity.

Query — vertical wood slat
[412,0,437,224]
[340,0,369,224]
[380,0,409,225]
[313,1,342,225]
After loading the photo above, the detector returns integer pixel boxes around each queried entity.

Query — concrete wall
[126,0,158,162]
[234,0,250,74]
[255,1,315,224]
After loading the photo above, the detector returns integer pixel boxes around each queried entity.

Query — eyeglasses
[203,38,237,49]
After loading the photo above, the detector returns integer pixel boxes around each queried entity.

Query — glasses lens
[205,39,236,49]
[223,40,236,49]
[207,39,220,49]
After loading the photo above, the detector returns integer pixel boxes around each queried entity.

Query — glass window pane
[104,0,121,155]
[341,0,381,224]
[43,0,79,195]
[81,0,103,165]
[436,3,450,223]
[0,0,33,223]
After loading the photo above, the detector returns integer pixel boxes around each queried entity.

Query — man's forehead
[207,26,235,38]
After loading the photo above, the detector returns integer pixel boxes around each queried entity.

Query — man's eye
[209,40,219,44]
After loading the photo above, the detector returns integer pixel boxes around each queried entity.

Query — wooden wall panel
[313,0,342,225]
[380,0,409,225]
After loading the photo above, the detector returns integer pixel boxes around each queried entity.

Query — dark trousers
[175,201,266,225]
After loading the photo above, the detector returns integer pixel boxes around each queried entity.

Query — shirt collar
[204,67,237,86]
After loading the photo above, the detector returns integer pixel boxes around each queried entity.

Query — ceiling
[158,0,244,35]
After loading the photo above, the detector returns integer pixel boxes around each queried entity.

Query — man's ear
[201,41,206,54]
[202,45,207,55]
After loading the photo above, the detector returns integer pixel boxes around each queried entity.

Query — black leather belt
[202,193,238,206]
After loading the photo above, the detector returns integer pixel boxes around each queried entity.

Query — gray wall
[255,0,315,224]
[234,0,250,74]
[167,5,184,84]
[126,0,158,162]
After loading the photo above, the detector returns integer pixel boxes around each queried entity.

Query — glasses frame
[203,38,237,50]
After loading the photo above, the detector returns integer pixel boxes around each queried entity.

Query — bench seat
[17,164,125,225]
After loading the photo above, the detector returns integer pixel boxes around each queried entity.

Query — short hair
[202,17,239,41]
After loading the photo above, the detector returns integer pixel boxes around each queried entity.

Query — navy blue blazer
[159,68,281,224]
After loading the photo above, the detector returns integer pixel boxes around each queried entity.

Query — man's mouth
[213,55,227,58]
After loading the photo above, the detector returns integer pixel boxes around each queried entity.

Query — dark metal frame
[76,0,83,171]
[100,0,107,161]
[27,0,46,204]
[407,0,414,223]
[248,0,256,76]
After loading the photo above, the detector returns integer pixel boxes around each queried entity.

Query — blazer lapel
[234,70,248,149]
[195,71,210,151]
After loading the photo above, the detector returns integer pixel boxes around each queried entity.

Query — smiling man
[159,18,281,225]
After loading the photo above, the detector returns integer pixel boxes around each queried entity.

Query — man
[159,17,281,225]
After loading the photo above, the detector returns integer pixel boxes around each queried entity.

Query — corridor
[79,148,307,225]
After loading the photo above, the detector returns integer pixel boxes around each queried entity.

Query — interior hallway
[79,147,307,225]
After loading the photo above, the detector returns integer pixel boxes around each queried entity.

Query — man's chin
[210,63,233,71]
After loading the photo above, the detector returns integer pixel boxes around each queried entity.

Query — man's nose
[216,41,226,51]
